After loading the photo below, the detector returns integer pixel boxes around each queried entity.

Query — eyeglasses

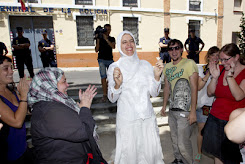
[168,46,180,51]
[219,56,233,63]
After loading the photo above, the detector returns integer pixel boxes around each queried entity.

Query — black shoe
[171,159,184,164]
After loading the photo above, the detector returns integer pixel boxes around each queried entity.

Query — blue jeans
[98,59,114,79]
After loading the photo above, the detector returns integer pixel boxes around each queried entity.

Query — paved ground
[14,67,214,164]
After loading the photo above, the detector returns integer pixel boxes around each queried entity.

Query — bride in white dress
[107,31,165,164]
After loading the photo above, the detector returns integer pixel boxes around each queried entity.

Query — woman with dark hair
[0,55,33,163]
[28,68,106,164]
[202,43,245,164]
[194,46,219,163]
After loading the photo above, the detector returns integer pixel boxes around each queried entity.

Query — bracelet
[19,100,28,102]
[226,76,234,79]
[202,78,207,82]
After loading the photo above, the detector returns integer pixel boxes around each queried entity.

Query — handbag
[202,105,211,116]
[83,123,108,164]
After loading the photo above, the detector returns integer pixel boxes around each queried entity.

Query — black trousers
[187,51,199,64]
[40,54,57,68]
[15,54,34,78]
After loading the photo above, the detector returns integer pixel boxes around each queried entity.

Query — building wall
[222,0,244,46]
[0,0,221,67]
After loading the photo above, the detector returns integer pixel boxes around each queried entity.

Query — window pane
[76,16,94,46]
[234,0,242,11]
[232,32,239,45]
[123,17,139,45]
[123,0,138,7]
[189,0,201,11]
[75,0,93,5]
[188,20,200,37]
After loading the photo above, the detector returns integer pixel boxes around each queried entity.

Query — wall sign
[0,6,107,15]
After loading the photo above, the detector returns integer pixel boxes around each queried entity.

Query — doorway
[9,16,54,68]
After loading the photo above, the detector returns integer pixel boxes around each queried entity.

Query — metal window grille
[232,32,239,45]
[188,20,200,37]
[76,16,94,46]
[18,0,38,3]
[123,17,139,45]
[123,0,138,7]
[75,0,93,5]
[189,0,201,11]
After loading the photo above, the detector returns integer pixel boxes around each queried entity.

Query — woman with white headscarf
[107,31,164,164]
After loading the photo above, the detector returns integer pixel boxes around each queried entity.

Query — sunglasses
[168,46,180,51]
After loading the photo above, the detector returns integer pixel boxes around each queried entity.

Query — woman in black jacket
[28,68,103,164]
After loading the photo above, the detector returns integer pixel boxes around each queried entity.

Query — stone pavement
[13,67,214,164]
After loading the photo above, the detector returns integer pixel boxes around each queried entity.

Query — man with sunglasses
[184,29,205,64]
[161,39,198,164]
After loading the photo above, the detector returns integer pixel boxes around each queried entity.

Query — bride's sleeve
[107,64,122,103]
[149,65,161,97]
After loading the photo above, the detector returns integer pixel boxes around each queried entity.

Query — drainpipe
[108,0,111,24]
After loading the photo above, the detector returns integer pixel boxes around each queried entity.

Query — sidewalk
[14,67,214,164]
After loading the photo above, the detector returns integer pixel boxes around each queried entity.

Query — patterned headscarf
[28,67,81,113]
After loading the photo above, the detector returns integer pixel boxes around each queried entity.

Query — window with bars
[123,17,139,45]
[123,0,138,7]
[76,16,94,46]
[189,0,201,11]
[232,32,239,45]
[75,0,93,5]
[188,20,200,37]
[234,0,242,11]
[18,0,38,3]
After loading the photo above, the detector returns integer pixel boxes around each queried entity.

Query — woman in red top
[202,43,245,164]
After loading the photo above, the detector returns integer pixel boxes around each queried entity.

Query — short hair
[0,55,12,65]
[104,24,111,28]
[168,39,183,49]
[205,46,219,63]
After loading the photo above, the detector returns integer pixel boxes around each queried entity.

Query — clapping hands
[78,85,97,109]
[209,61,220,79]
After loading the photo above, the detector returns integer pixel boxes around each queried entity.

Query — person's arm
[103,34,115,49]
[226,62,245,101]
[227,78,245,101]
[159,38,168,48]
[188,72,198,125]
[0,78,29,128]
[198,71,210,91]
[207,62,220,96]
[225,108,245,144]
[95,38,100,52]
[199,42,205,52]
[38,45,46,52]
[107,65,122,103]
[40,105,94,142]
[150,60,164,97]
[184,39,189,53]
[44,44,54,51]
[161,76,169,117]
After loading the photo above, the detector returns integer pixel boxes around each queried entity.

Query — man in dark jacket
[38,30,57,68]
[184,29,205,64]
[12,27,34,78]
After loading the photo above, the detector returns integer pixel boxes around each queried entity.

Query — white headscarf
[116,31,140,82]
